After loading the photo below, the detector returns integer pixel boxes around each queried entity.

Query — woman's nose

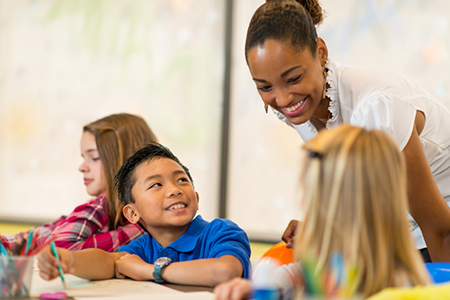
[275,88,294,107]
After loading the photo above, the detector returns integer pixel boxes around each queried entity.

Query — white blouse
[275,60,450,249]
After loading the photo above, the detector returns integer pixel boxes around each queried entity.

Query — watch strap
[153,264,165,283]
[153,258,172,283]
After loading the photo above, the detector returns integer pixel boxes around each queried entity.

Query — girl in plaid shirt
[1,113,157,252]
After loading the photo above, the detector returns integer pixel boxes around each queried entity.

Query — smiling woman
[243,0,450,263]
[247,38,330,130]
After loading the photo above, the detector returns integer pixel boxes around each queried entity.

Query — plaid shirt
[1,193,145,252]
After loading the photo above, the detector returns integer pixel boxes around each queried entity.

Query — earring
[322,61,329,100]
[264,103,268,114]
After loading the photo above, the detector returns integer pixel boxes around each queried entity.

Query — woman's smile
[280,98,307,116]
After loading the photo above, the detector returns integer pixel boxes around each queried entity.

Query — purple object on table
[40,291,68,300]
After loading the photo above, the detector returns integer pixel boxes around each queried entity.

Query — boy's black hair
[115,142,194,205]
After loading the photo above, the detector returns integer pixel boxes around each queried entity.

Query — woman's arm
[115,254,243,287]
[403,123,450,262]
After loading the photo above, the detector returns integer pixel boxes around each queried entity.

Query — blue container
[425,262,450,284]
[252,288,280,300]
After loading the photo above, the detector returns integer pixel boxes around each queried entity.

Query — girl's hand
[37,245,74,281]
[281,219,299,248]
[115,254,152,281]
[214,277,253,300]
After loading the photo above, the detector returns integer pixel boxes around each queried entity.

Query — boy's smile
[126,157,199,243]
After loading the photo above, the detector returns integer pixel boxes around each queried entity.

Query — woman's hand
[281,219,299,248]
[214,277,253,300]
[115,253,153,281]
[37,245,75,281]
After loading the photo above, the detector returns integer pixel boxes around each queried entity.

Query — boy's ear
[123,204,140,224]
[195,192,199,210]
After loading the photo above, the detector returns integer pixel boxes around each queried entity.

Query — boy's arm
[163,255,243,287]
[37,245,126,280]
[115,254,243,287]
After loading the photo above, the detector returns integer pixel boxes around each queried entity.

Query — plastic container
[425,262,450,284]
[0,255,34,297]
[252,258,280,300]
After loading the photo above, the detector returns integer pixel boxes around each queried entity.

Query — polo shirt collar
[165,215,208,253]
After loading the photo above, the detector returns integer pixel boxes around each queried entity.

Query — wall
[1,0,449,241]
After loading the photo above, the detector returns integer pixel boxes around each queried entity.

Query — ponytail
[245,0,324,62]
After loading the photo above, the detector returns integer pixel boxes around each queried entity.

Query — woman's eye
[257,85,272,92]
[92,157,101,161]
[288,75,301,83]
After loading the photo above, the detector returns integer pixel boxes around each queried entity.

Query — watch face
[155,257,172,266]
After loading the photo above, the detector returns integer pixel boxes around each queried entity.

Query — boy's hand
[37,245,75,281]
[281,219,299,248]
[214,277,253,300]
[115,254,153,281]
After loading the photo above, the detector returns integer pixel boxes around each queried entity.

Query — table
[21,268,215,300]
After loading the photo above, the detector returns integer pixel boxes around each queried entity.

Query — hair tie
[308,150,322,159]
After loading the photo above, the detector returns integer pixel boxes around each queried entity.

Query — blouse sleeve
[47,194,144,252]
[350,92,416,151]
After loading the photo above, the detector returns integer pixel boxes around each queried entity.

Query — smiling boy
[37,142,251,287]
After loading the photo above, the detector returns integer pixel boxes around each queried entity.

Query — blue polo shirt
[118,215,251,279]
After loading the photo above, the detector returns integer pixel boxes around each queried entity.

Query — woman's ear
[123,204,140,224]
[316,37,328,63]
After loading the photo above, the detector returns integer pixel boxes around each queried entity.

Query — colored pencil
[50,241,67,288]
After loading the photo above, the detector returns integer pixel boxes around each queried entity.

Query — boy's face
[127,157,199,232]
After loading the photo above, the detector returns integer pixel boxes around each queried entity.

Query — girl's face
[78,131,107,197]
[247,39,328,125]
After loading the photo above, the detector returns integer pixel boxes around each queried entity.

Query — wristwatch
[153,257,172,283]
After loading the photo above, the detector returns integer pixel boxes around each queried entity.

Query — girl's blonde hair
[296,124,429,297]
[83,113,157,229]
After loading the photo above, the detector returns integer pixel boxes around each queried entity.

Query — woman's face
[247,39,328,125]
[78,131,107,197]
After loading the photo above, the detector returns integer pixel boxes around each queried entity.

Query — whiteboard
[0,0,225,224]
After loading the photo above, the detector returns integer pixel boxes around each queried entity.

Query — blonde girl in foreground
[214,125,430,300]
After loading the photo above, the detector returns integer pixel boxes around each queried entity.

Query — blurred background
[1,0,449,243]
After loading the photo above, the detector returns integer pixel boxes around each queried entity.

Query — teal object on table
[425,262,450,283]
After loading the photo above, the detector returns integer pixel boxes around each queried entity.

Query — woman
[245,0,450,262]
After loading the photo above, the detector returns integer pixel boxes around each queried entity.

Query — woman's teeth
[167,204,186,211]
[284,100,304,112]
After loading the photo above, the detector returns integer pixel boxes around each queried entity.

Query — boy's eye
[287,75,301,83]
[178,177,188,183]
[149,183,162,189]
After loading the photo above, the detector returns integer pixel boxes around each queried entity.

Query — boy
[37,142,251,287]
